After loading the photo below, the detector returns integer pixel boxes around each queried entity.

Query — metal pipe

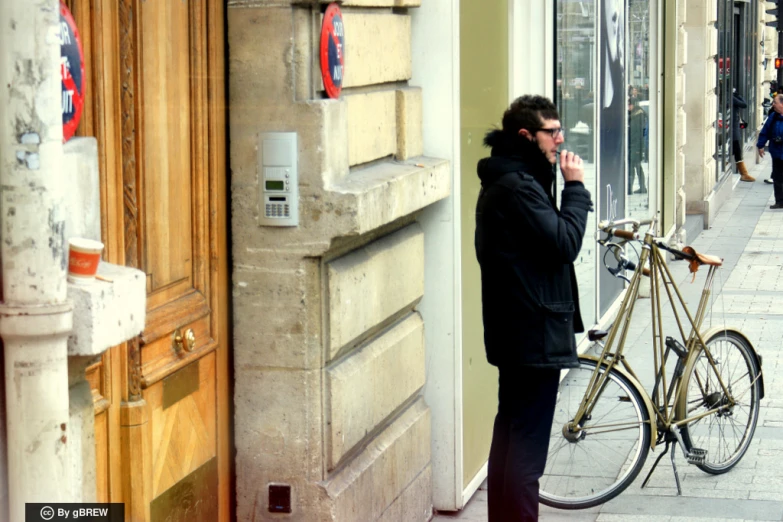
[0,0,74,518]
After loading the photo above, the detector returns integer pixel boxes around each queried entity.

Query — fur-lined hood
[477,129,555,198]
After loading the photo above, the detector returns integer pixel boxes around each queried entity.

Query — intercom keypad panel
[258,132,298,227]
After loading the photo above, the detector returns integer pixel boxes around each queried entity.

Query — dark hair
[501,95,559,135]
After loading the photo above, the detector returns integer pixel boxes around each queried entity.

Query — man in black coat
[475,95,593,522]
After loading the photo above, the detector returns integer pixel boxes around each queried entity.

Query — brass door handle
[173,328,196,353]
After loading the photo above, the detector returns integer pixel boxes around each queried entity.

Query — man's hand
[560,150,584,183]
[759,148,765,158]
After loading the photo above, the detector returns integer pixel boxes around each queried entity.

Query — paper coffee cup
[68,237,104,283]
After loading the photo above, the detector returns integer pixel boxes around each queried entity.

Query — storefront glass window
[716,0,758,181]
[716,0,734,179]
[628,0,652,220]
[555,0,597,332]
[597,0,625,315]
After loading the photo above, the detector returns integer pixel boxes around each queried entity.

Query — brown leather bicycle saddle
[681,246,723,277]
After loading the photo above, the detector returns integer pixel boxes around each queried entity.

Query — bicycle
[538,216,765,510]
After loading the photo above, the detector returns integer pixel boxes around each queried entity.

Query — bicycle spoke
[541,360,650,509]
[678,330,760,474]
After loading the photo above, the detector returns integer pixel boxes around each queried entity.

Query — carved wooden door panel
[121,1,229,520]
[65,1,229,520]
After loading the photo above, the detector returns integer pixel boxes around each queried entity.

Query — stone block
[68,380,97,502]
[329,157,450,235]
[62,137,100,243]
[67,262,146,357]
[396,87,423,160]
[705,58,716,92]
[234,367,326,520]
[677,0,687,25]
[676,70,686,109]
[685,0,706,27]
[228,6,294,104]
[677,105,688,149]
[705,126,716,156]
[340,12,411,88]
[326,313,425,468]
[677,149,687,189]
[377,465,432,522]
[293,6,316,102]
[706,26,717,57]
[326,224,424,359]
[678,27,688,68]
[325,398,431,522]
[232,256,323,370]
[707,94,717,128]
[346,90,397,166]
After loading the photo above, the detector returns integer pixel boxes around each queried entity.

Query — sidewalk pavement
[433,156,783,522]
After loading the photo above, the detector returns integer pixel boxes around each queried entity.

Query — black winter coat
[475,131,593,369]
[732,93,747,139]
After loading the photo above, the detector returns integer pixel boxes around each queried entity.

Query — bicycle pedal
[686,448,707,464]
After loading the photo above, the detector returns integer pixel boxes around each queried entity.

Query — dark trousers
[732,139,743,162]
[773,159,783,204]
[628,156,645,193]
[488,367,561,522]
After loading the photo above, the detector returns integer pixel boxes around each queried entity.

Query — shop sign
[320,3,345,99]
[60,1,85,143]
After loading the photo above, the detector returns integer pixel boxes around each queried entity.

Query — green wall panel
[460,0,508,490]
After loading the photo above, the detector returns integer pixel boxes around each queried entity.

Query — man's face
[604,0,621,62]
[774,96,783,115]
[523,118,565,164]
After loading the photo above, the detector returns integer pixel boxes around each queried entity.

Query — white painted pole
[0,0,74,519]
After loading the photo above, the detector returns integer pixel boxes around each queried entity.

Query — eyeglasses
[536,127,564,139]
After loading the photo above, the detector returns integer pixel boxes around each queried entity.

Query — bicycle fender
[579,355,658,450]
[699,326,765,400]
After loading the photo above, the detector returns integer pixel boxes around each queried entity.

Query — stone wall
[228,1,449,520]
[674,0,689,237]
[684,0,717,217]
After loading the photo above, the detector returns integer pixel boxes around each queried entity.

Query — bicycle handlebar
[597,217,657,281]
[608,228,638,240]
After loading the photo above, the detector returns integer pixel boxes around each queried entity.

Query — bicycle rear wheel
[677,329,761,474]
[539,358,651,510]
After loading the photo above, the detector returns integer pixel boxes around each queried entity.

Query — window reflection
[556,0,597,332]
[627,0,651,221]
[716,0,733,179]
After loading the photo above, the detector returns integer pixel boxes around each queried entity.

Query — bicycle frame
[570,221,741,449]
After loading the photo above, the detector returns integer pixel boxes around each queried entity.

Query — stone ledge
[68,262,146,356]
[325,398,431,521]
[328,157,450,236]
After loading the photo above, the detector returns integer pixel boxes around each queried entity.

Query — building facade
[0,0,777,521]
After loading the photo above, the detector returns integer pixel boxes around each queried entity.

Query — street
[434,154,783,521]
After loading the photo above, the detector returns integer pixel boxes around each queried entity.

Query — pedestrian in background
[475,95,593,522]
[733,90,754,182]
[628,95,648,194]
[757,93,783,209]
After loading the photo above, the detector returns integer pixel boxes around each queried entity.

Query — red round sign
[60,1,85,143]
[320,4,345,99]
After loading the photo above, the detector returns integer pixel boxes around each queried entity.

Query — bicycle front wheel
[540,358,651,510]
[677,329,761,474]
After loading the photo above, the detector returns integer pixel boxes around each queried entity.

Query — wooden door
[66,1,230,520]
